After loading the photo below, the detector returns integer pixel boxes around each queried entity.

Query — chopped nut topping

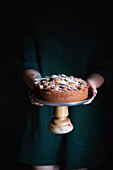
[34,74,87,92]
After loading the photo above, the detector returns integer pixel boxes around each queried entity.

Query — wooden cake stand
[28,89,93,134]
[48,106,73,134]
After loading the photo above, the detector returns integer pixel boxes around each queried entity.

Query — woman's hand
[83,79,97,105]
[23,69,44,106]
[83,73,104,105]
[23,69,42,89]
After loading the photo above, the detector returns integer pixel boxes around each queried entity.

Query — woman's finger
[92,87,97,97]
[83,96,94,105]
[88,84,97,97]
[31,99,44,106]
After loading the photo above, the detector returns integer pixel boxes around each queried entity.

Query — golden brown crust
[33,74,88,103]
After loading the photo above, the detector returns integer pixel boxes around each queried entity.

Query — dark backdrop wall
[0,5,113,170]
[0,6,30,170]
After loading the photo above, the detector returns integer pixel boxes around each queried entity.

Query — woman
[18,3,112,170]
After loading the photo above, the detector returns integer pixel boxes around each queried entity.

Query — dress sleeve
[87,22,113,90]
[17,8,40,74]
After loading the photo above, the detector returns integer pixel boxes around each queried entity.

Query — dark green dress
[18,4,112,169]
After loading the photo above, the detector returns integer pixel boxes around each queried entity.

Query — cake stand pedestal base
[47,106,73,134]
[28,89,93,134]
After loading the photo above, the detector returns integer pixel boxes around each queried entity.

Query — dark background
[0,5,113,170]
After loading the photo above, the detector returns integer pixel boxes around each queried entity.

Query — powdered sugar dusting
[34,74,87,92]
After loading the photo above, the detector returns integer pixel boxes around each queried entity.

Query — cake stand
[28,89,93,134]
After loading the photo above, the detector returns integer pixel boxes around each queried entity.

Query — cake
[33,74,88,103]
